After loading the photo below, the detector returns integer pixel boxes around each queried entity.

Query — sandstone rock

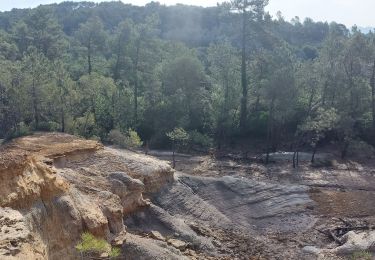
[0,208,30,258]
[98,191,125,235]
[70,189,109,238]
[331,231,375,255]
[111,231,127,246]
[123,233,188,260]
[106,147,175,193]
[302,246,321,255]
[212,240,222,248]
[0,133,176,260]
[125,204,214,251]
[168,239,187,250]
[109,172,149,214]
[150,231,166,241]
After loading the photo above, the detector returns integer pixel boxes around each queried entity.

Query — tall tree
[208,40,240,147]
[229,0,269,132]
[129,15,160,125]
[112,19,133,82]
[22,49,51,130]
[24,6,67,60]
[76,16,106,75]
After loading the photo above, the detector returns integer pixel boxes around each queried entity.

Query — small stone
[168,239,187,250]
[112,232,127,246]
[150,231,165,241]
[187,249,197,256]
[212,240,222,247]
[302,246,321,255]
[99,252,109,258]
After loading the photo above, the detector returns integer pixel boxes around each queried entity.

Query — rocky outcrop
[0,208,32,259]
[123,234,188,260]
[151,173,315,233]
[0,133,174,260]
[109,172,150,215]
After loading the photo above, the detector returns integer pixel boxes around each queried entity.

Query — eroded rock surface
[0,133,174,259]
[2,133,375,260]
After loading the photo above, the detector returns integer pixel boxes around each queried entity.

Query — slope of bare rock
[125,204,214,251]
[0,133,175,260]
[123,233,189,260]
[0,207,37,259]
[152,173,315,233]
[3,134,374,259]
[125,172,316,259]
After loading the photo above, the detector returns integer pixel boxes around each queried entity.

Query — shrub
[188,130,213,151]
[72,113,96,138]
[37,121,60,132]
[76,232,120,259]
[348,140,375,159]
[108,129,125,146]
[108,129,143,149]
[166,127,189,149]
[5,122,32,140]
[351,251,372,260]
[126,129,143,148]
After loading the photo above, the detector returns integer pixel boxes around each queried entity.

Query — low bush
[108,129,143,149]
[37,121,60,132]
[76,232,120,259]
[188,130,213,151]
[351,250,372,260]
[5,122,32,140]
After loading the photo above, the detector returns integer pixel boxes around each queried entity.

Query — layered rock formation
[2,133,374,260]
[0,133,174,259]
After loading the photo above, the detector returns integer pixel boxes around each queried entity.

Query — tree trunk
[341,141,349,159]
[371,59,375,128]
[60,98,65,132]
[88,40,92,75]
[311,146,317,163]
[308,85,316,117]
[114,37,123,81]
[265,98,274,165]
[172,140,176,169]
[31,78,39,129]
[239,8,248,132]
[133,40,141,125]
[145,140,149,155]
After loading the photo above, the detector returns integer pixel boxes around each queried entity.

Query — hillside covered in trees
[1,0,375,156]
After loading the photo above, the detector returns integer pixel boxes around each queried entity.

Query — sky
[0,0,374,28]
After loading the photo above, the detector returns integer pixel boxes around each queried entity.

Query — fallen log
[316,219,374,245]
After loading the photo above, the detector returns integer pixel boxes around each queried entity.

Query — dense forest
[0,0,375,158]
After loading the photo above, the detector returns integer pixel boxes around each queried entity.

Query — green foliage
[166,128,189,143]
[5,122,32,141]
[350,250,372,260]
[299,108,339,146]
[188,130,214,150]
[37,121,60,132]
[0,1,375,156]
[76,232,120,258]
[108,129,143,149]
[126,129,143,148]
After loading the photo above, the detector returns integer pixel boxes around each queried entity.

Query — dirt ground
[145,150,375,259]
[1,134,374,259]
